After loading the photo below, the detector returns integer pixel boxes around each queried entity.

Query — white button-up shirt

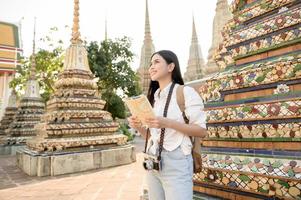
[147,83,206,156]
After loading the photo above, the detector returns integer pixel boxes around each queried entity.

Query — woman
[128,50,207,200]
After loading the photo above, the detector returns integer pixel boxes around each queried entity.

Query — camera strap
[143,82,176,161]
[158,82,175,161]
[144,128,150,153]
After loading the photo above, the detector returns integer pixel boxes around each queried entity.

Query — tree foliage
[10,27,65,101]
[86,37,141,119]
[10,30,140,119]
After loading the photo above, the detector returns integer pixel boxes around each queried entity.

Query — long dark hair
[147,50,184,106]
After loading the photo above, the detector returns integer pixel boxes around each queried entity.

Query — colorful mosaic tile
[200,54,301,102]
[207,121,301,139]
[225,6,301,47]
[228,0,294,30]
[202,154,301,179]
[206,100,301,122]
[230,27,301,59]
[194,168,301,199]
[198,1,301,200]
[215,26,301,68]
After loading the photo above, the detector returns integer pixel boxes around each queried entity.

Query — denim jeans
[146,147,193,200]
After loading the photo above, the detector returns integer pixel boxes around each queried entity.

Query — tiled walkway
[0,137,147,200]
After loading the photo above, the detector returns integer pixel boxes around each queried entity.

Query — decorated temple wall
[196,0,301,199]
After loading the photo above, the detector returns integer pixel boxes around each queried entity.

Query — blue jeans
[146,147,193,200]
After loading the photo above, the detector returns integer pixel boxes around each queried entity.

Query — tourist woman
[128,50,207,200]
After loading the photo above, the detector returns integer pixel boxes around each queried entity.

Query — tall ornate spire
[29,17,37,80]
[143,0,154,56]
[184,16,205,82]
[105,16,108,41]
[204,0,232,75]
[192,16,198,43]
[25,0,128,159]
[144,0,151,39]
[137,0,155,94]
[24,17,40,98]
[63,0,90,72]
[71,0,81,44]
[32,17,36,54]
[5,17,45,144]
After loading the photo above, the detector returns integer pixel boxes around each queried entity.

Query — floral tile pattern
[194,168,301,199]
[197,1,301,200]
[202,154,301,179]
[229,0,295,30]
[216,26,301,68]
[229,27,301,59]
[200,54,301,103]
[206,99,301,122]
[225,6,301,47]
[207,121,301,139]
[230,27,301,59]
[214,1,301,71]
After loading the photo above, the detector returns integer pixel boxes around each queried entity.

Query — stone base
[0,144,25,155]
[16,144,136,177]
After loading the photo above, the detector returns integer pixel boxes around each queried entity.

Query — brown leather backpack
[176,85,203,173]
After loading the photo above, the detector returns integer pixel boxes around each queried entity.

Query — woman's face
[149,54,174,81]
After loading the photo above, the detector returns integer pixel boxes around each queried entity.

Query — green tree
[86,37,141,119]
[10,27,65,101]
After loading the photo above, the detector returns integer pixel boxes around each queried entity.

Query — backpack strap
[176,85,192,140]
[176,85,185,113]
[176,85,203,173]
[176,85,189,124]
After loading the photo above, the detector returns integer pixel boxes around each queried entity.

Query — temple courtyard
[0,137,148,200]
[0,137,218,200]
[1,0,300,199]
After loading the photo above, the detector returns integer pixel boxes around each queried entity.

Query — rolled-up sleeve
[183,86,207,129]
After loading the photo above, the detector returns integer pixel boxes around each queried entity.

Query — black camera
[142,153,161,171]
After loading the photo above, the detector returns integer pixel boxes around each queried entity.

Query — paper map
[124,95,155,125]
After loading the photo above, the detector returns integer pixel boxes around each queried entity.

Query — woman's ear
[168,63,175,72]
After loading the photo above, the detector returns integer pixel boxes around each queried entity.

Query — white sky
[0,0,232,74]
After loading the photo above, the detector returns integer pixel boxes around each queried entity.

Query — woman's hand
[144,117,171,129]
[127,116,142,130]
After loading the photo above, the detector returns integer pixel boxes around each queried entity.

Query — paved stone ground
[0,136,147,200]
[0,136,220,200]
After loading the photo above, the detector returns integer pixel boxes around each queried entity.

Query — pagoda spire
[144,0,151,39]
[137,0,155,94]
[184,15,205,82]
[63,0,90,72]
[4,17,45,144]
[24,0,128,161]
[71,0,81,44]
[29,17,37,80]
[32,17,36,54]
[192,15,198,43]
[105,16,108,41]
[24,17,40,98]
